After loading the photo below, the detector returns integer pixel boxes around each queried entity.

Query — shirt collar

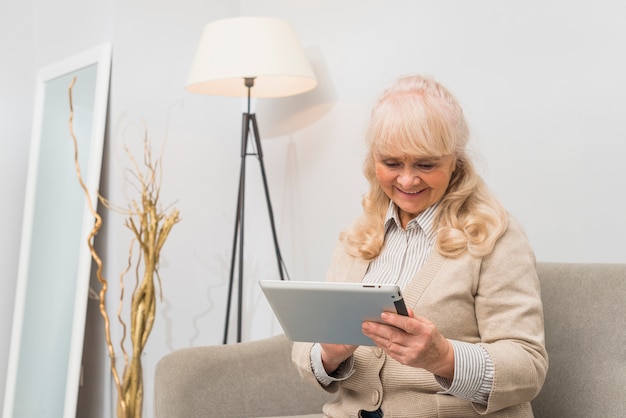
[384,201,439,243]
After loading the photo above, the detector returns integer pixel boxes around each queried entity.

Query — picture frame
[3,43,111,418]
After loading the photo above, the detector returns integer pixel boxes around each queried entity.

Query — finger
[381,311,413,330]
[382,311,433,338]
[362,321,395,343]
[363,322,407,349]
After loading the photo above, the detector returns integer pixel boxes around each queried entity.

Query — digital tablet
[259,280,408,346]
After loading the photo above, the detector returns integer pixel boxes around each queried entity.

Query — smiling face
[375,153,456,228]
[362,76,470,229]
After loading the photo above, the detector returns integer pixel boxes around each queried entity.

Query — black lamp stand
[223,77,287,344]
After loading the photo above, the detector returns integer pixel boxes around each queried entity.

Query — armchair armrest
[154,334,332,418]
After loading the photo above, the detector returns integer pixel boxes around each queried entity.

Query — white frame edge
[2,42,112,418]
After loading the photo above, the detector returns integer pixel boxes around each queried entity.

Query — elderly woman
[292,74,547,418]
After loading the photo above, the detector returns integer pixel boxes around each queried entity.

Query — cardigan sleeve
[473,218,548,414]
[292,341,343,394]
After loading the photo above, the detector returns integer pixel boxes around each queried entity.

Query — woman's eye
[416,163,435,171]
[383,161,401,168]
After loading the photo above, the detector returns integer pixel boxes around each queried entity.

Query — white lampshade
[186,16,317,98]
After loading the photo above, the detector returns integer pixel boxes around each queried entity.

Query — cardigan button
[373,347,383,358]
[371,390,381,404]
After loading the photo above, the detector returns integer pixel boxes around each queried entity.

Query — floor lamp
[185,17,317,344]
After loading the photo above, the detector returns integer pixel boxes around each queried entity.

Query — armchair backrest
[532,262,626,417]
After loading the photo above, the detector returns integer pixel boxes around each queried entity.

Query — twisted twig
[68,76,127,415]
[68,77,180,418]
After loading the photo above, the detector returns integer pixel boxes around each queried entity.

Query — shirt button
[373,347,383,357]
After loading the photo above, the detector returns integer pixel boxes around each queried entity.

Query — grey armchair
[155,262,626,418]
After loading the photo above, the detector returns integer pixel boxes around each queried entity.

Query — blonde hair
[344,74,507,259]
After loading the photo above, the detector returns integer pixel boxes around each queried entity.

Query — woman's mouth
[398,188,425,196]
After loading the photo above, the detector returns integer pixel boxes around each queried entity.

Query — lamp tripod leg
[223,114,251,344]
[250,114,286,281]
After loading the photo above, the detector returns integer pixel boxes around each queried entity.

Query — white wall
[0,0,33,413]
[2,0,625,417]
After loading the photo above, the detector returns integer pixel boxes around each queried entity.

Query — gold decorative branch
[117,133,180,418]
[68,76,180,418]
[68,76,127,414]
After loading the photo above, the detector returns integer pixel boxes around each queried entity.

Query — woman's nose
[397,169,419,187]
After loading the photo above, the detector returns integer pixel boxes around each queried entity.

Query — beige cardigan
[292,218,548,417]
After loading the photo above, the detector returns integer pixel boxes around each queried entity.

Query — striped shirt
[312,202,494,405]
[362,202,439,289]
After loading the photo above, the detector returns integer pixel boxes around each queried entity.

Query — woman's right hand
[320,343,358,374]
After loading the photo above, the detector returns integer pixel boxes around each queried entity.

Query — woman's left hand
[361,308,455,379]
